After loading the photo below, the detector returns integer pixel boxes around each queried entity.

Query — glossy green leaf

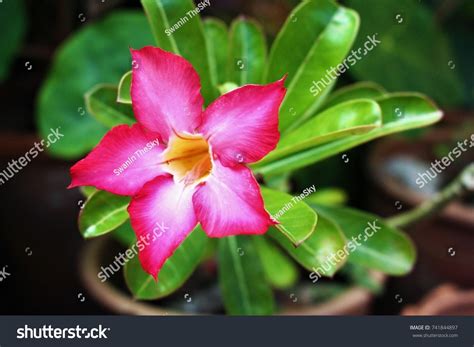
[140,0,218,104]
[37,11,153,159]
[227,17,267,85]
[305,187,348,206]
[79,191,130,238]
[85,84,135,127]
[0,0,26,81]
[112,220,136,247]
[203,18,229,85]
[79,186,98,198]
[320,81,386,111]
[262,99,382,163]
[261,186,317,246]
[125,226,209,300]
[315,204,416,275]
[346,0,463,107]
[254,93,442,177]
[265,0,359,132]
[117,71,132,104]
[218,236,275,315]
[269,215,347,277]
[255,236,299,289]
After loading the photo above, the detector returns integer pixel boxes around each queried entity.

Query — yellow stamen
[163,133,212,185]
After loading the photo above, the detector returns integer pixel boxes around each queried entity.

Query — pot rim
[80,237,386,316]
[402,284,474,315]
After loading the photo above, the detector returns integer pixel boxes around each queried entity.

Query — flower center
[163,133,212,185]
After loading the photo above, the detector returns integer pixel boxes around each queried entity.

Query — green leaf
[125,226,209,300]
[340,263,383,294]
[254,236,299,289]
[111,220,137,247]
[254,93,442,177]
[85,84,135,127]
[269,215,347,277]
[140,0,218,104]
[346,0,463,107]
[320,81,386,111]
[305,187,348,206]
[203,18,229,85]
[265,0,359,132]
[265,172,292,193]
[227,17,267,85]
[218,236,275,315]
[37,11,153,159]
[0,0,26,82]
[79,186,97,198]
[260,186,317,246]
[117,71,132,104]
[315,204,416,275]
[217,82,239,95]
[79,191,130,238]
[262,99,382,163]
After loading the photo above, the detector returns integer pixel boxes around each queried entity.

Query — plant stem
[387,163,474,229]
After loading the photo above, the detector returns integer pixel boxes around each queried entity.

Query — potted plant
[37,0,445,315]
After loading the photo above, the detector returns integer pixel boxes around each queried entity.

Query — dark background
[0,0,472,314]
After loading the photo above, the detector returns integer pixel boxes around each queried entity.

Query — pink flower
[69,46,286,279]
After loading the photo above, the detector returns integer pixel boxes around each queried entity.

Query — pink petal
[199,78,286,166]
[69,124,165,196]
[128,175,198,279]
[193,160,274,237]
[131,46,204,143]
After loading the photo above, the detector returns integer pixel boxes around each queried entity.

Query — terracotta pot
[80,237,385,315]
[402,284,474,315]
[368,129,474,287]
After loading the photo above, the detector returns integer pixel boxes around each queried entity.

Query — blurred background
[0,0,472,314]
